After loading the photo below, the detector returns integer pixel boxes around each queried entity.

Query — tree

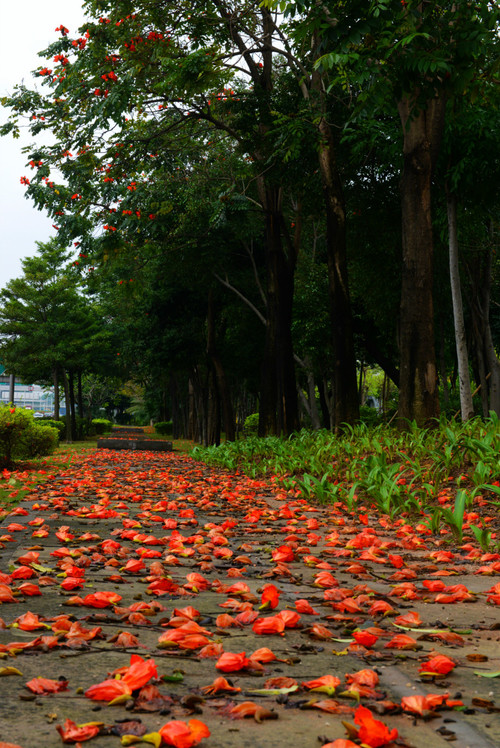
[271,0,500,425]
[0,240,111,440]
[437,85,500,418]
[1,1,305,436]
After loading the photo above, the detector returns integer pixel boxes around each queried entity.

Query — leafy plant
[469,524,494,552]
[155,421,173,436]
[0,406,58,468]
[440,490,467,543]
[91,418,113,435]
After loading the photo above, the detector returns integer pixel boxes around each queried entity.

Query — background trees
[0,240,117,439]
[1,0,499,439]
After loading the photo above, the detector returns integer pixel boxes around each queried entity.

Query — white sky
[0,1,86,290]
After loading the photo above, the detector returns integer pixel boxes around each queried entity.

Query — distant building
[0,365,65,415]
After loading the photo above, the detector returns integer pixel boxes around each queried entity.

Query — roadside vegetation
[192,416,500,549]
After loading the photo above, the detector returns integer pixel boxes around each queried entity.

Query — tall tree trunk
[206,370,221,447]
[447,191,474,420]
[466,238,500,417]
[481,237,500,415]
[68,371,77,441]
[61,370,72,443]
[77,371,84,418]
[310,54,359,431]
[8,373,15,404]
[52,368,60,420]
[206,289,235,441]
[304,356,321,430]
[258,184,299,436]
[397,94,446,426]
[438,316,450,405]
[188,378,198,442]
[216,4,299,437]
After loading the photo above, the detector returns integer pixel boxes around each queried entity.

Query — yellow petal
[121,732,162,747]
[108,693,132,706]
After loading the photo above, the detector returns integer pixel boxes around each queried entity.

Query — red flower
[25,677,68,694]
[252,615,285,635]
[159,719,210,748]
[259,583,280,609]
[418,654,456,676]
[56,718,101,743]
[352,630,379,647]
[353,705,398,747]
[215,651,250,672]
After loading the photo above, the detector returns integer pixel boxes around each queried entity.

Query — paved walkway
[0,449,499,748]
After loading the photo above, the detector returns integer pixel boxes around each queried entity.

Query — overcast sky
[0,1,86,290]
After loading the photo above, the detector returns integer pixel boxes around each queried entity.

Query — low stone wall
[111,427,145,434]
[97,438,173,451]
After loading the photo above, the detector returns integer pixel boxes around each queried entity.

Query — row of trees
[1,0,499,442]
[0,241,124,440]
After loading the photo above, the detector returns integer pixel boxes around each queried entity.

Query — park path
[0,447,499,748]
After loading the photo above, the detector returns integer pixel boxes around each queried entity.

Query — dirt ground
[0,448,499,748]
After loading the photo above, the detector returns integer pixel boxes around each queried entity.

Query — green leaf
[246,685,299,695]
[160,671,184,683]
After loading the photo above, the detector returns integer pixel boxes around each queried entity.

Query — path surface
[0,449,499,748]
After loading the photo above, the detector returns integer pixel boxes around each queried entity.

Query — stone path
[0,448,499,748]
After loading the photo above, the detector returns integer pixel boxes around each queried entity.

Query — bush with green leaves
[243,413,259,436]
[0,406,58,468]
[59,414,95,439]
[42,419,65,437]
[91,418,113,435]
[154,421,173,435]
[359,405,382,426]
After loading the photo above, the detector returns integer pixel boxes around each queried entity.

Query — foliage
[91,418,113,435]
[42,420,65,437]
[192,416,500,537]
[155,421,173,435]
[359,405,382,426]
[243,413,259,437]
[0,406,58,468]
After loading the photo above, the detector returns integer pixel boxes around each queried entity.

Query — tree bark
[397,94,446,426]
[8,373,15,404]
[447,191,474,420]
[52,368,60,420]
[206,289,235,441]
[316,117,360,430]
[77,371,84,419]
[310,46,359,431]
[68,371,77,441]
[61,370,72,442]
[466,237,500,417]
[214,3,299,437]
[258,184,299,436]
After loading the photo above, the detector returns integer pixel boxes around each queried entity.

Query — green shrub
[243,413,259,436]
[21,424,59,459]
[91,418,113,435]
[42,419,65,437]
[155,421,173,435]
[359,405,382,426]
[0,406,59,468]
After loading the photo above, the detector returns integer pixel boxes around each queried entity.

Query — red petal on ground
[353,704,398,747]
[159,719,210,747]
[56,718,101,743]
